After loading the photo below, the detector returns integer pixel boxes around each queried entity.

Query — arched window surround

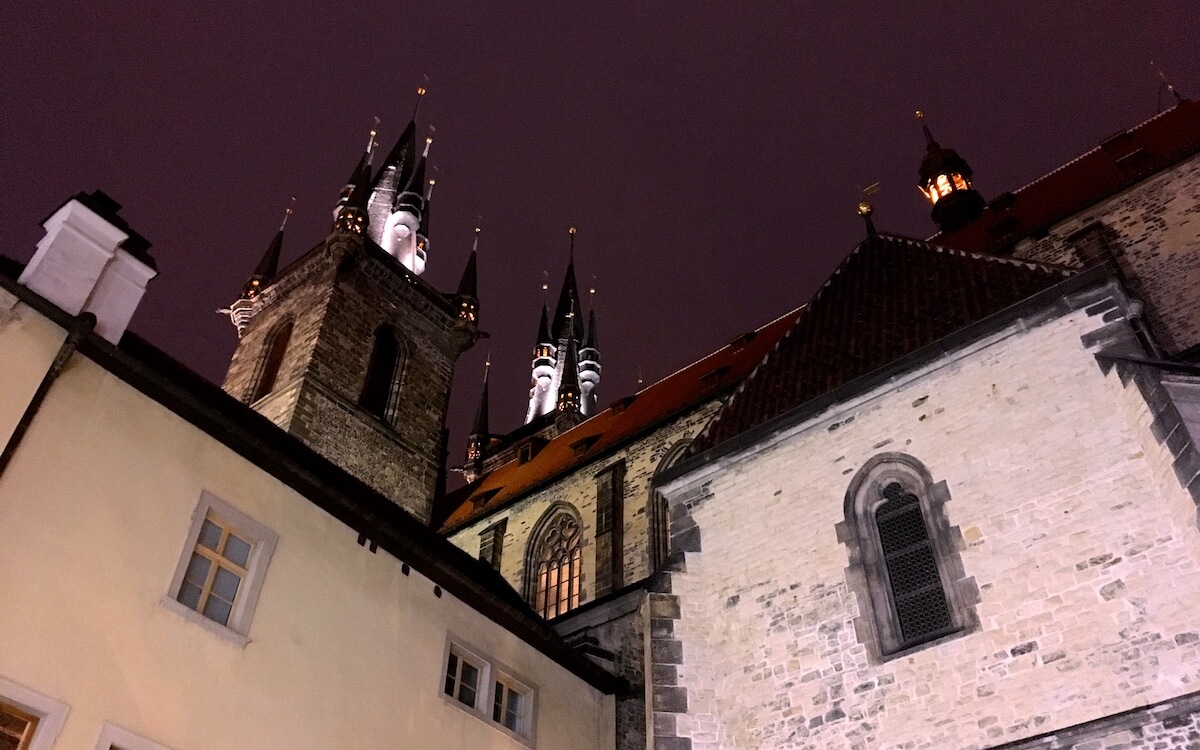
[837,453,979,660]
[359,324,407,425]
[650,439,692,571]
[523,503,584,620]
[247,319,293,404]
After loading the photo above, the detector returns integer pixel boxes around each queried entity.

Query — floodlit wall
[659,306,1200,749]
[0,295,613,750]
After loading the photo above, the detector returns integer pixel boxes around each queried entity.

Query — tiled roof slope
[438,307,802,532]
[693,234,1072,452]
[932,99,1200,255]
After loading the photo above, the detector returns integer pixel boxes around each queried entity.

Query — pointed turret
[463,359,491,482]
[579,306,601,416]
[525,300,557,424]
[224,199,293,337]
[915,110,986,234]
[454,228,480,324]
[368,118,418,245]
[384,136,432,274]
[334,121,378,220]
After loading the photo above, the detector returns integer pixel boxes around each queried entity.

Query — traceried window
[248,319,292,403]
[840,454,976,659]
[528,508,582,619]
[0,700,36,750]
[360,325,405,424]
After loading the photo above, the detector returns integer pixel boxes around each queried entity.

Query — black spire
[372,119,418,193]
[535,303,552,348]
[454,231,479,324]
[556,332,581,417]
[243,199,294,299]
[915,111,986,233]
[472,362,490,438]
[584,308,599,350]
[552,228,585,341]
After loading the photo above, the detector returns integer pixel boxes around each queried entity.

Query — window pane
[458,662,479,706]
[212,566,242,602]
[183,553,212,586]
[0,701,36,750]
[203,595,233,626]
[197,519,223,550]
[492,683,504,722]
[444,653,458,697]
[177,581,203,610]
[224,534,252,568]
[505,689,523,732]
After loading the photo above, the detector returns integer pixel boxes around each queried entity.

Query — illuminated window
[951,173,969,191]
[0,701,36,750]
[527,507,582,619]
[936,174,952,197]
[360,325,406,424]
[247,319,292,403]
[0,677,68,750]
[165,492,278,642]
[840,455,977,659]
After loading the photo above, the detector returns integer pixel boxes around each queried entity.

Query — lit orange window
[952,173,968,190]
[532,514,581,619]
[936,174,952,196]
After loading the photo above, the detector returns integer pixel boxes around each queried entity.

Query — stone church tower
[221,114,481,523]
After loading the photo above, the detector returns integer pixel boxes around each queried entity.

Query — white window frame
[161,491,278,646]
[0,676,69,750]
[440,636,538,747]
[94,722,175,750]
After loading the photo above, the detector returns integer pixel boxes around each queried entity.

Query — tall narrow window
[248,320,292,403]
[527,507,582,619]
[650,440,691,571]
[841,454,976,658]
[594,461,625,597]
[360,325,405,424]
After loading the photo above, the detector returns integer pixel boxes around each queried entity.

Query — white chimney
[20,192,156,344]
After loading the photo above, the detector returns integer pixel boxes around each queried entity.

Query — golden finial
[636,367,644,386]
[589,273,596,296]
[1153,61,1184,107]
[541,270,549,294]
[914,109,924,120]
[412,81,428,120]
[280,196,296,230]
[472,226,481,252]
[857,182,880,237]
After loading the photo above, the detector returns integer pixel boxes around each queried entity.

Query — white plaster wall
[448,404,719,608]
[0,309,614,750]
[663,310,1200,749]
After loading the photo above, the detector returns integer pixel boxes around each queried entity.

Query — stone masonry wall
[447,402,719,608]
[662,308,1200,749]
[1011,152,1200,353]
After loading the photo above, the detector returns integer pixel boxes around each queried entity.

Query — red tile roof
[692,234,1072,452]
[933,99,1200,255]
[438,307,803,532]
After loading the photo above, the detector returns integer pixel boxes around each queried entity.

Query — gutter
[0,312,96,479]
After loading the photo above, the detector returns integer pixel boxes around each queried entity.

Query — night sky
[2,3,1197,471]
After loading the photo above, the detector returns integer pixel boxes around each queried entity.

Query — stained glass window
[532,513,581,619]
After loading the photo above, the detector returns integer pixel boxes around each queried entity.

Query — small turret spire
[454,227,480,324]
[914,110,986,233]
[462,355,491,482]
[915,109,938,149]
[551,227,585,341]
[224,197,294,336]
[412,84,427,121]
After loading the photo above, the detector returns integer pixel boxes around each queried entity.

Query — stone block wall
[447,403,719,609]
[660,305,1200,749]
[223,240,470,522]
[1011,152,1200,353]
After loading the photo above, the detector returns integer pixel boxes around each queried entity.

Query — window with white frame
[165,492,278,641]
[94,722,175,750]
[441,639,536,744]
[0,677,69,750]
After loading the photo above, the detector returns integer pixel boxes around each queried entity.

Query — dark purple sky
[2,3,1197,469]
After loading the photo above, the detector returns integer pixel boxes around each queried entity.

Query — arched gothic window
[650,439,691,570]
[526,506,582,620]
[360,325,405,424]
[840,454,977,658]
[248,319,293,403]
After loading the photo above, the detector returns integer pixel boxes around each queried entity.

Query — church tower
[916,111,986,233]
[221,113,481,524]
[525,228,600,424]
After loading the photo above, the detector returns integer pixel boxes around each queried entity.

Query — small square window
[0,677,69,750]
[164,492,278,643]
[492,679,526,735]
[443,648,485,709]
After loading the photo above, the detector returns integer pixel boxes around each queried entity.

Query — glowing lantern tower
[916,110,986,233]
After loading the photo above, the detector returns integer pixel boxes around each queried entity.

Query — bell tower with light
[916,110,986,233]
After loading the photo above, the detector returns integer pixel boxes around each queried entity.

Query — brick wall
[1011,152,1200,353]
[660,304,1200,749]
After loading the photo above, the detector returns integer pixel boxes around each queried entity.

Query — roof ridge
[882,232,1074,276]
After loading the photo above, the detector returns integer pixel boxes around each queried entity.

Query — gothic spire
[552,227,585,341]
[472,358,490,439]
[454,228,479,325]
[223,199,294,336]
[535,303,552,347]
[556,327,581,417]
[914,110,986,234]
[584,308,598,350]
